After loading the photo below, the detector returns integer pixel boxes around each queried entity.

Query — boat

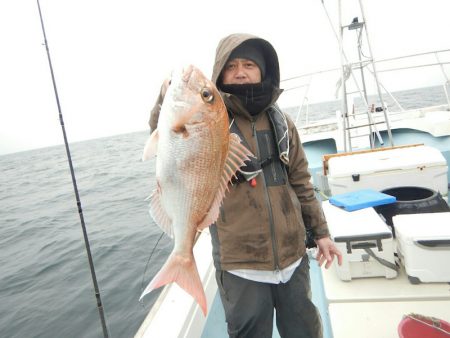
[135,1,450,337]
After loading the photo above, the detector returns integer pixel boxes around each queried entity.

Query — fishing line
[36,1,109,337]
[140,231,165,304]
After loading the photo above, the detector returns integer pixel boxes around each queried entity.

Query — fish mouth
[170,65,195,86]
[166,66,196,105]
[181,65,194,83]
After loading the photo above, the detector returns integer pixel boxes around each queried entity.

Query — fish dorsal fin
[148,186,174,238]
[197,133,253,230]
[142,129,159,161]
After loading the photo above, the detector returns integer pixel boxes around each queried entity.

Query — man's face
[222,58,262,85]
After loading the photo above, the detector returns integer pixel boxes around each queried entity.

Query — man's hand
[315,237,343,269]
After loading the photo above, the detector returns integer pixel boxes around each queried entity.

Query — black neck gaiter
[220,78,273,116]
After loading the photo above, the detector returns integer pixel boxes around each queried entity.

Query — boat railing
[281,48,450,130]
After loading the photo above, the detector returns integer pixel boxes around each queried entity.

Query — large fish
[140,65,252,315]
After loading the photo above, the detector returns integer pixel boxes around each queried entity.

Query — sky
[1,0,449,155]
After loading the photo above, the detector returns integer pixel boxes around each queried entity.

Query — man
[149,33,342,338]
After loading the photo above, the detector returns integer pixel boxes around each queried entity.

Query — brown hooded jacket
[209,33,329,271]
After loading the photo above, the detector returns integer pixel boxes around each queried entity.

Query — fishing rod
[36,1,109,337]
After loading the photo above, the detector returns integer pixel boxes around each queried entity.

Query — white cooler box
[326,145,448,196]
[393,212,450,284]
[322,201,398,281]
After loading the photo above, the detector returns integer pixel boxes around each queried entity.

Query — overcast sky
[1,0,449,155]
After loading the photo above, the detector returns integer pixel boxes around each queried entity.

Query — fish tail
[139,253,207,315]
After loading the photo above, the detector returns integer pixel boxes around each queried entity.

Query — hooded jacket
[209,33,329,271]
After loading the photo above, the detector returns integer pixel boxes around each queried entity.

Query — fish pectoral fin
[197,132,254,230]
[142,129,159,161]
[139,253,207,316]
[148,188,174,237]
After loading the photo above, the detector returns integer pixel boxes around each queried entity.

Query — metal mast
[336,0,394,151]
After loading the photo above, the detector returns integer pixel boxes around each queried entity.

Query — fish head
[162,65,228,134]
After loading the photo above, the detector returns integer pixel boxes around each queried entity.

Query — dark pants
[215,255,323,338]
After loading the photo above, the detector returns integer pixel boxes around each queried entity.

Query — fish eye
[201,87,214,103]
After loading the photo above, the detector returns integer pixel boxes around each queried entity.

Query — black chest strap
[228,105,290,183]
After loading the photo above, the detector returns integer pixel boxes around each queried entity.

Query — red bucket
[398,313,450,338]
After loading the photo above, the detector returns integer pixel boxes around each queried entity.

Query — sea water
[0,85,448,338]
[0,132,172,338]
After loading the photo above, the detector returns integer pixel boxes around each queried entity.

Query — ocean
[0,132,172,338]
[0,85,448,338]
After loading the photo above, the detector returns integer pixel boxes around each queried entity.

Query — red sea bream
[140,65,252,315]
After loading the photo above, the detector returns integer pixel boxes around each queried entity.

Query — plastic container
[326,145,448,196]
[393,212,450,284]
[322,201,397,280]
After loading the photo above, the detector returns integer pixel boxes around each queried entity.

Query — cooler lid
[327,146,446,178]
[322,201,392,239]
[393,213,450,241]
[329,189,396,211]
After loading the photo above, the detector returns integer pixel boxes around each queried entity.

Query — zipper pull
[251,121,256,137]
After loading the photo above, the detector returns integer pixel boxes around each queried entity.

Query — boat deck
[322,263,450,338]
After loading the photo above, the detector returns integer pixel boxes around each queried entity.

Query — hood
[211,33,281,90]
